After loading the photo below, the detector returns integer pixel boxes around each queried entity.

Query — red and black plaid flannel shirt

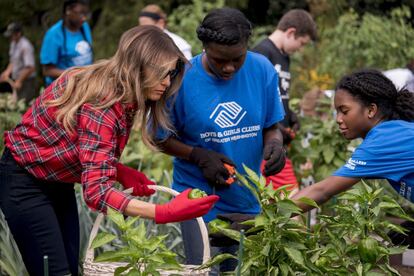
[4,73,137,213]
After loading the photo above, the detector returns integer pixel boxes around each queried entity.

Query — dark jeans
[0,148,79,276]
[181,219,238,275]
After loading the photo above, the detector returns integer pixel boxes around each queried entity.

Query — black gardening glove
[263,139,286,177]
[189,147,235,187]
[209,213,257,247]
[279,112,300,145]
[278,123,294,145]
[289,111,300,133]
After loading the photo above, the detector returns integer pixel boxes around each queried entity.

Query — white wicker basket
[83,185,210,275]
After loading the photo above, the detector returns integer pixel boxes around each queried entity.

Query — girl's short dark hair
[196,8,252,46]
[63,0,89,13]
[336,69,414,122]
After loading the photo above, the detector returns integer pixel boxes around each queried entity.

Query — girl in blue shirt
[158,8,286,274]
[292,69,414,211]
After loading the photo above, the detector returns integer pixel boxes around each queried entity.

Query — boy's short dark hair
[277,9,317,41]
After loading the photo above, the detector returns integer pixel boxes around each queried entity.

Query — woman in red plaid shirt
[0,25,219,276]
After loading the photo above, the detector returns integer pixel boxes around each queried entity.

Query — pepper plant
[200,166,319,275]
[91,208,181,276]
[315,180,412,275]
[201,168,411,275]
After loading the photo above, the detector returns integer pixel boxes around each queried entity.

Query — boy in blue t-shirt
[40,0,93,87]
[158,8,286,273]
[292,69,414,216]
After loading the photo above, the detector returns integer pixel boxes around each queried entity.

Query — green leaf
[387,246,408,255]
[261,243,270,256]
[243,164,260,183]
[384,263,401,275]
[277,200,302,214]
[254,215,268,226]
[197,253,237,270]
[323,148,335,164]
[107,208,126,230]
[128,222,147,245]
[114,264,132,276]
[381,221,407,235]
[377,201,402,210]
[95,248,137,262]
[125,216,140,228]
[356,263,363,276]
[297,197,319,209]
[90,232,117,249]
[0,259,17,276]
[284,247,306,268]
[125,268,141,276]
[279,262,290,276]
[240,258,255,274]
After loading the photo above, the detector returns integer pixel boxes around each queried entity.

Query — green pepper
[315,256,329,268]
[208,219,231,234]
[188,188,208,199]
[358,237,379,263]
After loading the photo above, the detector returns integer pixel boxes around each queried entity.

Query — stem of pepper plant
[236,229,245,276]
[43,255,48,276]
[332,196,337,216]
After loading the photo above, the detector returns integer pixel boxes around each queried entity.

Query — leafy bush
[317,6,414,83]
[203,168,411,275]
[167,0,225,56]
[91,208,181,275]
[0,94,26,159]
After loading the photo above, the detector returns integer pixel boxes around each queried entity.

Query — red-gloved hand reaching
[155,189,219,224]
[116,163,156,197]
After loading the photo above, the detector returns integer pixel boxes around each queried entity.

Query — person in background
[0,25,218,276]
[292,69,414,225]
[253,9,317,193]
[383,59,414,92]
[0,22,37,103]
[157,8,286,274]
[40,0,93,87]
[138,4,192,60]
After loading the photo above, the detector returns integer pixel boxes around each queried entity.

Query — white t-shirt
[383,68,414,92]
[164,29,192,60]
[9,36,36,80]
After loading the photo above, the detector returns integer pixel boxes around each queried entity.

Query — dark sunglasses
[161,59,184,80]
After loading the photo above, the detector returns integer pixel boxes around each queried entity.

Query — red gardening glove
[155,189,219,224]
[116,163,156,197]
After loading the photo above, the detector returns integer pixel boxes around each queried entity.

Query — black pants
[0,148,79,275]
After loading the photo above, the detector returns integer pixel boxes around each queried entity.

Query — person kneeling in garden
[292,69,414,241]
[0,25,219,276]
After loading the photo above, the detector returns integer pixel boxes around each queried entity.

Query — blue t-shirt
[40,20,93,86]
[166,52,285,221]
[334,120,414,202]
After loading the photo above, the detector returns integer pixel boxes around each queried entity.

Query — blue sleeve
[333,140,396,180]
[264,65,285,128]
[83,22,93,45]
[40,28,61,65]
[334,146,371,179]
